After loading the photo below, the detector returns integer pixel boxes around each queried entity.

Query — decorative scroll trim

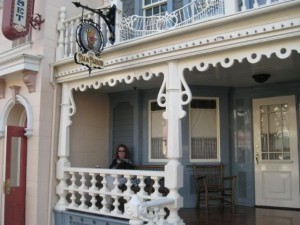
[70,71,164,92]
[57,18,300,78]
[158,71,192,120]
[191,46,300,72]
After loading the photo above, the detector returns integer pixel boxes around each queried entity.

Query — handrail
[61,166,170,223]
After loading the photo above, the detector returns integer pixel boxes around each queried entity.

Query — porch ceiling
[97,51,300,93]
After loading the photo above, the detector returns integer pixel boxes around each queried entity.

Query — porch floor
[178,206,300,225]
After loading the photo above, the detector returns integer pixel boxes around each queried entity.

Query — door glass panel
[259,103,290,160]
[10,137,21,187]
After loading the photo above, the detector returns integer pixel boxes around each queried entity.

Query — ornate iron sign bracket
[72,2,116,45]
[29,13,45,30]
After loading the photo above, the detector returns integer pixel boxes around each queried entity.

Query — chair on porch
[192,163,236,213]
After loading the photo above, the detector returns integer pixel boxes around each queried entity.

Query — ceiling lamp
[252,74,271,83]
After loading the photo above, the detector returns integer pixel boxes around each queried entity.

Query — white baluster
[224,0,239,15]
[157,208,167,225]
[253,0,259,8]
[56,7,66,60]
[69,191,78,208]
[124,175,134,195]
[64,21,69,58]
[266,0,272,5]
[152,176,160,197]
[241,0,247,11]
[75,18,80,52]
[89,194,98,211]
[112,174,121,193]
[147,207,155,225]
[153,207,160,223]
[79,172,88,190]
[137,175,146,196]
[111,195,122,215]
[70,172,78,189]
[69,20,75,57]
[100,173,108,192]
[89,173,99,191]
[78,192,88,209]
[99,194,110,213]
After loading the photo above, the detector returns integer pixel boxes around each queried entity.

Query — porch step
[55,209,129,225]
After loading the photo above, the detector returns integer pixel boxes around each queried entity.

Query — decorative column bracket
[72,2,116,45]
[23,70,37,93]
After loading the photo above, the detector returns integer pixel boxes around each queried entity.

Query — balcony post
[158,61,191,224]
[224,0,239,15]
[55,83,72,210]
[56,7,66,61]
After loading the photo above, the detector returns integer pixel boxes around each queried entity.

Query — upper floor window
[190,98,220,162]
[144,0,167,16]
[148,100,167,162]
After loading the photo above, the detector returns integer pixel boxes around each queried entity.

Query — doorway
[4,126,27,225]
[253,95,300,208]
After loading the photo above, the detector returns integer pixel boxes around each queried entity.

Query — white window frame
[148,100,168,162]
[189,97,220,163]
[143,0,168,16]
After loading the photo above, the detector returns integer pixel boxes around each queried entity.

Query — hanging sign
[2,0,34,40]
[74,20,105,72]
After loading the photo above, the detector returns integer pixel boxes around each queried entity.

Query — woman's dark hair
[115,144,130,159]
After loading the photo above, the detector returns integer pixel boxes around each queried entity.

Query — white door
[253,95,300,208]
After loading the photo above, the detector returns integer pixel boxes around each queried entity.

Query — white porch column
[55,83,72,210]
[224,0,239,15]
[158,61,191,225]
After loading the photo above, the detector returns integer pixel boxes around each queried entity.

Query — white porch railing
[63,167,175,224]
[55,0,291,61]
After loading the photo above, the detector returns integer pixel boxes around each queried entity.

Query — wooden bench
[192,163,236,213]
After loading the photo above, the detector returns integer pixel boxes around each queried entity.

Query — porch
[55,206,300,225]
[52,0,300,224]
[179,206,300,225]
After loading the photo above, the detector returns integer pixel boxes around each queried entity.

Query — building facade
[1,0,300,225]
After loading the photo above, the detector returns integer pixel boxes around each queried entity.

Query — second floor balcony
[56,0,293,62]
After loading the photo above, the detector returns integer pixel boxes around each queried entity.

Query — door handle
[4,179,11,195]
[255,152,259,164]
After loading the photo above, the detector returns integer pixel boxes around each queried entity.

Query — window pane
[190,99,218,161]
[10,137,21,187]
[259,103,290,160]
[150,102,167,160]
[146,8,152,16]
[153,6,159,15]
[145,0,151,6]
[161,3,167,13]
